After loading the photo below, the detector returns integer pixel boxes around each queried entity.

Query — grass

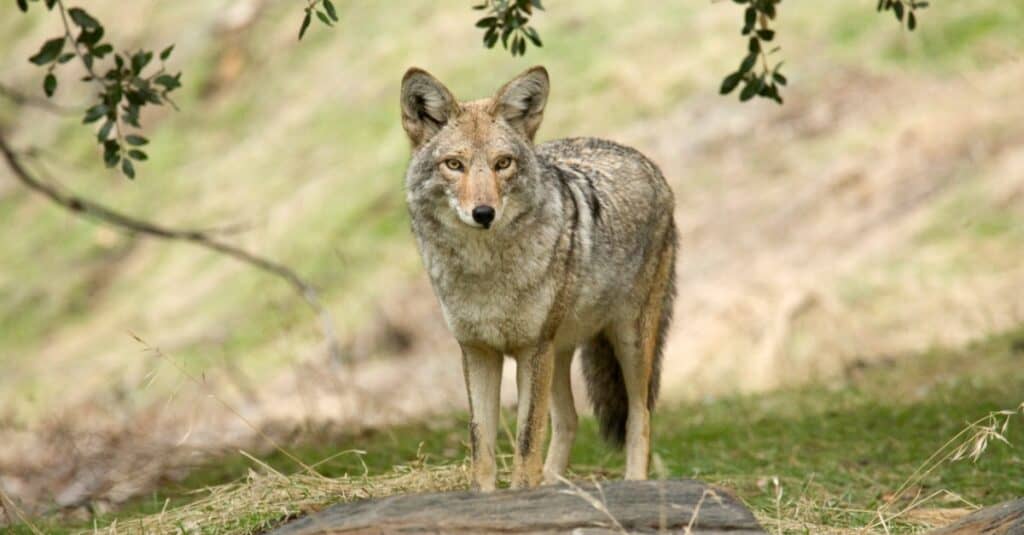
[9,327,1023,534]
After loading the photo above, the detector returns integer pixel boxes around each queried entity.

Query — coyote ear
[492,66,549,142]
[401,68,458,148]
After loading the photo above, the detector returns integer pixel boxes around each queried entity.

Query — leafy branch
[19,0,182,178]
[878,0,929,31]
[298,0,340,41]
[720,0,928,104]
[474,0,544,57]
[720,0,785,104]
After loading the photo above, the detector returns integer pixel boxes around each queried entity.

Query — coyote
[400,66,677,490]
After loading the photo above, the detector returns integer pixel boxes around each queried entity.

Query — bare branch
[0,130,343,363]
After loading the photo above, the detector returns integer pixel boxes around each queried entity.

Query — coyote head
[401,66,549,231]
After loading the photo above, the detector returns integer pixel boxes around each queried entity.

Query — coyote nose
[471,205,496,228]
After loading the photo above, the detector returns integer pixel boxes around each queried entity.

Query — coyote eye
[494,157,513,171]
[443,159,463,171]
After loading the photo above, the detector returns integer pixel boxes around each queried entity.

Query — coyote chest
[418,228,561,353]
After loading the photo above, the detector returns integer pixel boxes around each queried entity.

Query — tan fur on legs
[614,237,675,480]
[461,344,503,491]
[543,349,577,483]
[609,323,650,480]
[512,344,555,489]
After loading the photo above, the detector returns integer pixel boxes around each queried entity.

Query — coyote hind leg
[611,235,675,480]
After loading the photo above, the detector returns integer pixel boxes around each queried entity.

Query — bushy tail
[580,333,629,447]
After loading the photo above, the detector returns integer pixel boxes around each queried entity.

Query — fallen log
[269,479,765,534]
[929,498,1024,535]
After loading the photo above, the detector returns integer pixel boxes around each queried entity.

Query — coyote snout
[442,156,508,230]
[401,66,677,491]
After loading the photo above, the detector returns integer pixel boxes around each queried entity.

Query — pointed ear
[400,68,458,148]
[491,66,549,142]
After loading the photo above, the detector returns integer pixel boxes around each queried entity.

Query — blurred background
[1,0,1023,526]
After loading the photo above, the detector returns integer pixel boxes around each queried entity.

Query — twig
[0,131,343,362]
[0,486,44,535]
[555,475,627,533]
[55,0,127,146]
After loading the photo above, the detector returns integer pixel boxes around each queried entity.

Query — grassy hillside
[11,327,1024,534]
[2,0,1023,408]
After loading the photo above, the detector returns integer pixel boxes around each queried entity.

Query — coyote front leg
[512,343,555,489]
[461,344,503,491]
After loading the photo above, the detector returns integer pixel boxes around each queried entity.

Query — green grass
[13,327,1023,534]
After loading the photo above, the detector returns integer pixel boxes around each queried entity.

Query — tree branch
[0,131,343,363]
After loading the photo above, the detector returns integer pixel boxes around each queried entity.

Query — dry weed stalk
[869,402,1024,531]
[0,486,44,535]
[555,475,627,534]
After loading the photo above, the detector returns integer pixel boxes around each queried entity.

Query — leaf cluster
[720,0,785,104]
[20,0,181,178]
[298,0,340,41]
[878,0,928,31]
[474,0,543,57]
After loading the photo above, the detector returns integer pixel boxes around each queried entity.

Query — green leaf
[125,134,148,146]
[298,12,311,40]
[91,43,113,58]
[82,104,108,124]
[742,6,756,33]
[483,27,499,48]
[68,7,100,29]
[748,37,760,54]
[772,72,787,85]
[907,11,916,30]
[323,0,339,21]
[892,1,904,21]
[316,10,332,26]
[77,26,104,46]
[43,73,57,97]
[160,44,175,61]
[131,51,153,75]
[29,37,65,66]
[720,72,743,95]
[57,52,75,64]
[97,119,114,141]
[121,157,135,179]
[739,80,758,101]
[476,16,497,28]
[739,52,757,74]
[17,0,28,12]
[103,140,120,167]
[757,29,775,41]
[127,149,148,161]
[155,73,182,91]
[524,26,542,46]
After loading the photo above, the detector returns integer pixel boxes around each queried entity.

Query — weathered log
[270,479,765,534]
[929,498,1024,535]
